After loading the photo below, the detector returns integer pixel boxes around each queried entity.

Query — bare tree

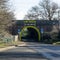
[24,0,59,20]
[0,0,15,34]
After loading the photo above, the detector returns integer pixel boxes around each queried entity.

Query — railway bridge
[12,20,59,42]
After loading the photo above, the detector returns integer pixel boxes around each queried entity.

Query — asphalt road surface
[0,42,60,60]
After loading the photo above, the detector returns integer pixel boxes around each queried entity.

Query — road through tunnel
[20,26,40,42]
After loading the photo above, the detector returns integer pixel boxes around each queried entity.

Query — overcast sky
[10,0,60,20]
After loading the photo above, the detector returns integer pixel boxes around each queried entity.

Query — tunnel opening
[20,26,40,42]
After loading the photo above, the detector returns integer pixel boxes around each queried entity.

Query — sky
[9,0,60,20]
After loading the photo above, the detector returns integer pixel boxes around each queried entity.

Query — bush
[41,32,51,43]
[50,32,59,42]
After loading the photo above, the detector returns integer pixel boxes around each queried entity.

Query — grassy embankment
[53,41,60,45]
[0,40,24,48]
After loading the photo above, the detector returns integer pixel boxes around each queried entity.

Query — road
[0,42,60,60]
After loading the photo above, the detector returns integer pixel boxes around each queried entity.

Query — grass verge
[53,41,60,45]
[0,41,24,48]
[0,43,10,48]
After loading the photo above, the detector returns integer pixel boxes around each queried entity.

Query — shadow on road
[0,52,46,58]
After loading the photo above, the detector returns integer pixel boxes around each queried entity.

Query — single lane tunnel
[20,26,40,42]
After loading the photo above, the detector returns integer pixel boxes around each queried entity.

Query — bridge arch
[20,26,41,42]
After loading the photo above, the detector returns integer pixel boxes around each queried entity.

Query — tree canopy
[0,0,15,34]
[24,0,59,20]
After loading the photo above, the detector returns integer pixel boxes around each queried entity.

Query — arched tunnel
[20,26,40,42]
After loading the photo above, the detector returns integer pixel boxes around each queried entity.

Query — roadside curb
[18,43,26,46]
[0,43,26,52]
[0,46,15,52]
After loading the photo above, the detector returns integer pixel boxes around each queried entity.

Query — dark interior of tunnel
[21,28,39,42]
